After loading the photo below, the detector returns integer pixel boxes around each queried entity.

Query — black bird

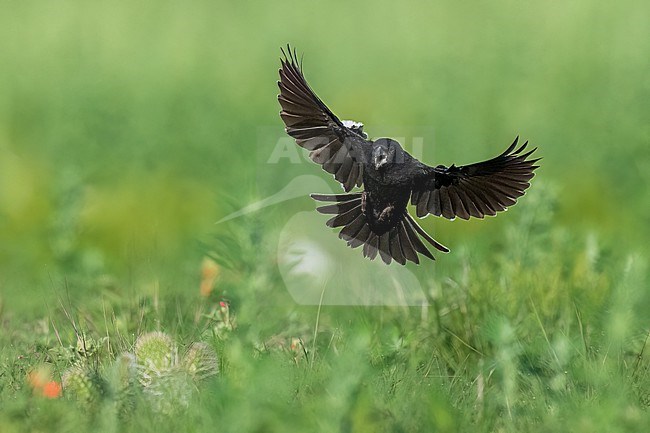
[278,46,540,265]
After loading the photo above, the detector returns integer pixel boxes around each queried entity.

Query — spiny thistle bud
[134,332,178,386]
[61,366,105,404]
[181,342,219,380]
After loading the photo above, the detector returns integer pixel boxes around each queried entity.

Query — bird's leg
[361,191,368,214]
[378,204,394,222]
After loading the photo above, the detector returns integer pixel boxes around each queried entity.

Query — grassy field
[1,1,649,431]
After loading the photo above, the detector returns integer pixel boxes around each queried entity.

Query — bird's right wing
[411,137,540,220]
[278,45,367,192]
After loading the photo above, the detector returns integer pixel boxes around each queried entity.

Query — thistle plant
[61,365,106,405]
[182,342,220,380]
[61,332,218,415]
[134,331,179,387]
[133,332,218,414]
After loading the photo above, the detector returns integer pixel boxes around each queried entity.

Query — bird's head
[372,138,401,171]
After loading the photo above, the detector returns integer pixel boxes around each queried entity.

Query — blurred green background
[1,0,647,311]
[0,0,650,309]
[0,1,649,431]
[0,0,647,361]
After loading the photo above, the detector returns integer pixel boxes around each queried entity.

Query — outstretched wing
[411,137,540,220]
[278,45,367,192]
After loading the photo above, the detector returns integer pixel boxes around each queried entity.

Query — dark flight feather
[411,137,540,220]
[278,47,366,192]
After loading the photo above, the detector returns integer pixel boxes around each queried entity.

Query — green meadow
[0,1,648,431]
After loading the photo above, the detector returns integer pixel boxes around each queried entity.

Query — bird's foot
[378,204,394,222]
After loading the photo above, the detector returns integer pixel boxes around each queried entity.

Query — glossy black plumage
[278,45,540,265]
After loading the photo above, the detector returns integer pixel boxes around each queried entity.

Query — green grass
[1,1,649,431]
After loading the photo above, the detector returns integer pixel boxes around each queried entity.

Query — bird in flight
[277,45,540,265]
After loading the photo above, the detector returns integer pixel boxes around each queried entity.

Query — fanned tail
[311,193,449,265]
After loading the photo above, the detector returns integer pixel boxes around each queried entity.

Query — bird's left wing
[411,137,540,220]
[278,45,367,192]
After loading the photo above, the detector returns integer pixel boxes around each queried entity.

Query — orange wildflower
[28,366,62,398]
[200,257,220,297]
[41,381,63,398]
